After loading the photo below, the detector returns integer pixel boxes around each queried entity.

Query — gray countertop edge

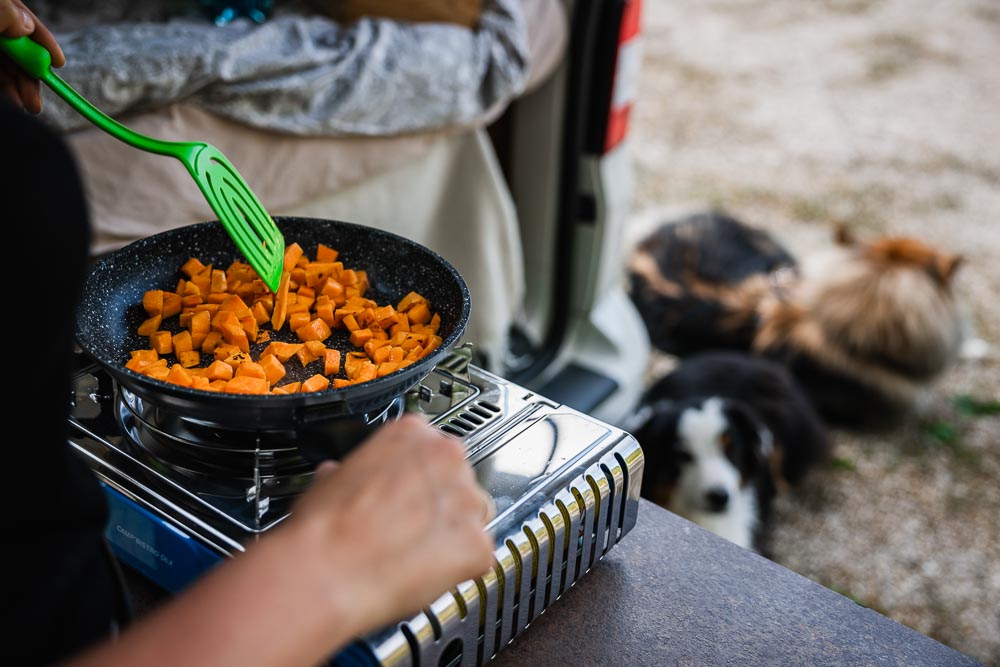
[489,499,982,667]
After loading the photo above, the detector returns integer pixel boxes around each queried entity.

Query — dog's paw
[959,336,991,361]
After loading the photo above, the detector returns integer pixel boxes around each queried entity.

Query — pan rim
[74,216,472,408]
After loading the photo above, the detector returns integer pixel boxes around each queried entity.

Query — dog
[628,209,799,356]
[628,210,967,430]
[630,351,830,553]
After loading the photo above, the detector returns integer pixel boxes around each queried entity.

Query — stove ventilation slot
[370,449,634,667]
[438,401,502,438]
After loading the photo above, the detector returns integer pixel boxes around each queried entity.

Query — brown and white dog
[628,210,968,430]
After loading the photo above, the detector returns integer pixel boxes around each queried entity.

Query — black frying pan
[76,216,471,434]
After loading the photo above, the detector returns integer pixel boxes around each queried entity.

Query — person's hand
[0,0,64,113]
[285,415,496,639]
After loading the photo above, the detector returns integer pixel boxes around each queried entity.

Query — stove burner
[115,386,404,496]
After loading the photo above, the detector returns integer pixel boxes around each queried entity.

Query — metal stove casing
[68,346,644,666]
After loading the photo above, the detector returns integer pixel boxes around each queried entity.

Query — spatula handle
[0,36,185,158]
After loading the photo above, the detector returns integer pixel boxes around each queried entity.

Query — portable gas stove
[68,344,644,666]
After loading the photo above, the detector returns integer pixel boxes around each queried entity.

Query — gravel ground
[626,1,1000,663]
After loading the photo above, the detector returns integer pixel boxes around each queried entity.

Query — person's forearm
[65,520,360,667]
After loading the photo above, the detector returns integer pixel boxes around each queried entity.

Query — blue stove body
[101,483,223,594]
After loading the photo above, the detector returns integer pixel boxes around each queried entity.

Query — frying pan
[76,217,471,443]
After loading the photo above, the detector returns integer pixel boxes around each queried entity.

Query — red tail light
[605,0,642,153]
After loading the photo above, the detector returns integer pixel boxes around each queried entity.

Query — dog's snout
[705,487,730,512]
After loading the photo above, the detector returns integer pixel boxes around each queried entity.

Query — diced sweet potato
[340,269,359,286]
[259,353,287,386]
[261,341,302,363]
[320,278,345,303]
[150,331,173,355]
[397,291,427,313]
[142,290,164,316]
[172,330,194,355]
[354,361,377,383]
[235,360,267,380]
[296,317,332,343]
[220,321,250,354]
[205,360,234,382]
[224,376,270,394]
[178,350,201,368]
[377,362,400,377]
[218,293,252,320]
[180,257,207,278]
[128,244,443,392]
[251,301,270,326]
[270,270,292,331]
[201,331,223,354]
[145,364,170,381]
[211,269,228,293]
[304,340,327,356]
[315,299,336,328]
[125,356,158,373]
[130,349,159,362]
[341,313,360,332]
[137,314,162,337]
[301,374,331,393]
[288,311,312,333]
[407,302,431,325]
[283,242,305,271]
[212,309,240,331]
[189,309,211,335]
[166,364,194,387]
[349,328,373,347]
[239,315,259,342]
[315,243,338,262]
[324,349,341,376]
[222,351,252,371]
[343,352,368,378]
[295,345,319,367]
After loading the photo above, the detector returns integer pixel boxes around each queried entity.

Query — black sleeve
[4,101,125,666]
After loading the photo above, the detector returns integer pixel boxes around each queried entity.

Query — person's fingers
[415,428,471,478]
[313,459,340,481]
[480,489,497,524]
[14,70,40,113]
[453,523,495,581]
[0,0,32,36]
[14,0,64,67]
[0,62,24,109]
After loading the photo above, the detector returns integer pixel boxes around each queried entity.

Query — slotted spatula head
[0,35,285,292]
[185,143,285,291]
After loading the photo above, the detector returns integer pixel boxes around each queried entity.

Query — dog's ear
[629,399,685,506]
[722,400,773,474]
[933,252,964,287]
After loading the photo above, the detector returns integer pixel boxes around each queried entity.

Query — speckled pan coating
[76,217,471,429]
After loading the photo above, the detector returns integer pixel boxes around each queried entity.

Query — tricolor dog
[630,351,829,552]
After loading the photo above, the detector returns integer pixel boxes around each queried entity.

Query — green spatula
[1,35,285,292]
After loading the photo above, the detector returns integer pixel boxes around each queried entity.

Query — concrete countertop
[490,499,980,666]
[122,499,981,666]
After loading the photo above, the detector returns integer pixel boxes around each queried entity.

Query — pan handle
[294,396,405,462]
